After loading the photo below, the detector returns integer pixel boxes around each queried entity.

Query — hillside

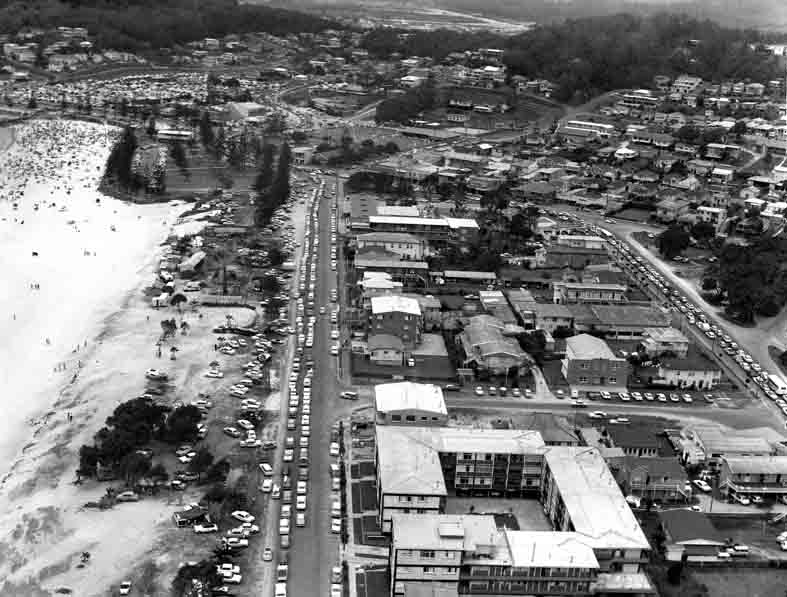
[0,0,339,50]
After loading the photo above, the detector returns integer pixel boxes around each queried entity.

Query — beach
[0,121,191,593]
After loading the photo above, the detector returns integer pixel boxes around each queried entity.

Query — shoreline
[0,125,15,153]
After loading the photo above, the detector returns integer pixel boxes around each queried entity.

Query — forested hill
[0,0,340,50]
[502,14,785,103]
[361,14,784,104]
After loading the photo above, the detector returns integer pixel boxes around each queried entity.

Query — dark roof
[606,425,661,450]
[659,510,724,545]
[620,456,687,481]
[659,348,720,372]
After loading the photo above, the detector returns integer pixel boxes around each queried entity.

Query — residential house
[561,334,630,391]
[527,303,574,334]
[656,352,722,390]
[369,334,405,366]
[459,315,530,375]
[605,425,661,458]
[617,457,688,503]
[658,510,725,561]
[639,327,690,359]
[356,232,430,261]
[518,412,579,446]
[655,197,692,223]
[696,206,726,231]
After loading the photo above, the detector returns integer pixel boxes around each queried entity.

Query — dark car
[443,384,460,392]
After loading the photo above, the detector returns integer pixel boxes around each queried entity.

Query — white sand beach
[0,120,183,486]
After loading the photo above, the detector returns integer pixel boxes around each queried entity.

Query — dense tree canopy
[0,0,338,51]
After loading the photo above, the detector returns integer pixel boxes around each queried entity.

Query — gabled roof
[659,510,724,545]
[375,381,446,415]
[565,334,617,360]
[371,295,422,316]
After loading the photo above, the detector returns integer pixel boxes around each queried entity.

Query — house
[356,232,429,261]
[719,456,787,501]
[292,146,314,166]
[680,424,776,468]
[544,245,610,269]
[617,457,689,503]
[478,290,517,325]
[224,101,266,121]
[639,327,689,358]
[526,303,574,333]
[369,334,405,366]
[369,296,423,349]
[655,198,692,223]
[561,334,630,391]
[374,381,448,426]
[459,315,530,375]
[696,206,726,231]
[656,351,722,390]
[658,510,725,561]
[605,425,661,457]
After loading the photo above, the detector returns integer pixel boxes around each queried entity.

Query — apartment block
[375,426,546,532]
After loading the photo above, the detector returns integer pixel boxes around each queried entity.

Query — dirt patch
[692,568,787,597]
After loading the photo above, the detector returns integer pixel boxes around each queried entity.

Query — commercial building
[368,334,405,365]
[553,282,628,305]
[369,295,423,349]
[656,351,721,390]
[679,424,776,468]
[376,426,546,531]
[570,305,670,340]
[375,382,448,427]
[561,334,629,391]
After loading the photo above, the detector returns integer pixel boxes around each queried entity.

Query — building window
[423,567,433,574]
[391,415,401,422]
[421,550,435,558]
[406,415,415,422]
[608,377,617,384]
[463,453,472,460]
[421,416,428,421]
[580,363,589,369]
[578,376,588,384]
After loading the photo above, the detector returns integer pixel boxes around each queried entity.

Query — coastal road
[285,176,342,597]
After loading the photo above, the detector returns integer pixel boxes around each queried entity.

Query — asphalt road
[285,176,341,597]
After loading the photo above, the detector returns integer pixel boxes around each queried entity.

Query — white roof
[505,531,599,569]
[544,447,650,551]
[371,295,421,316]
[565,334,619,360]
[392,514,498,551]
[443,217,480,230]
[369,215,447,227]
[375,382,447,416]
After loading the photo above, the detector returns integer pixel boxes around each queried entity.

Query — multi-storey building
[719,456,787,501]
[390,514,601,597]
[541,448,652,578]
[368,295,423,349]
[561,334,630,390]
[375,426,546,532]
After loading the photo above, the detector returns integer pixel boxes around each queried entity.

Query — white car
[231,510,255,524]
[297,494,307,510]
[119,581,132,595]
[194,523,218,534]
[296,512,306,527]
[223,537,249,549]
[261,478,273,492]
[693,479,712,492]
[329,442,340,457]
[331,517,342,533]
[475,386,484,396]
[145,368,167,380]
[297,481,307,495]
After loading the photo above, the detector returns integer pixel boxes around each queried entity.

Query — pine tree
[199,111,214,148]
[253,143,275,192]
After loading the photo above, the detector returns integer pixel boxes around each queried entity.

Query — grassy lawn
[692,569,787,597]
